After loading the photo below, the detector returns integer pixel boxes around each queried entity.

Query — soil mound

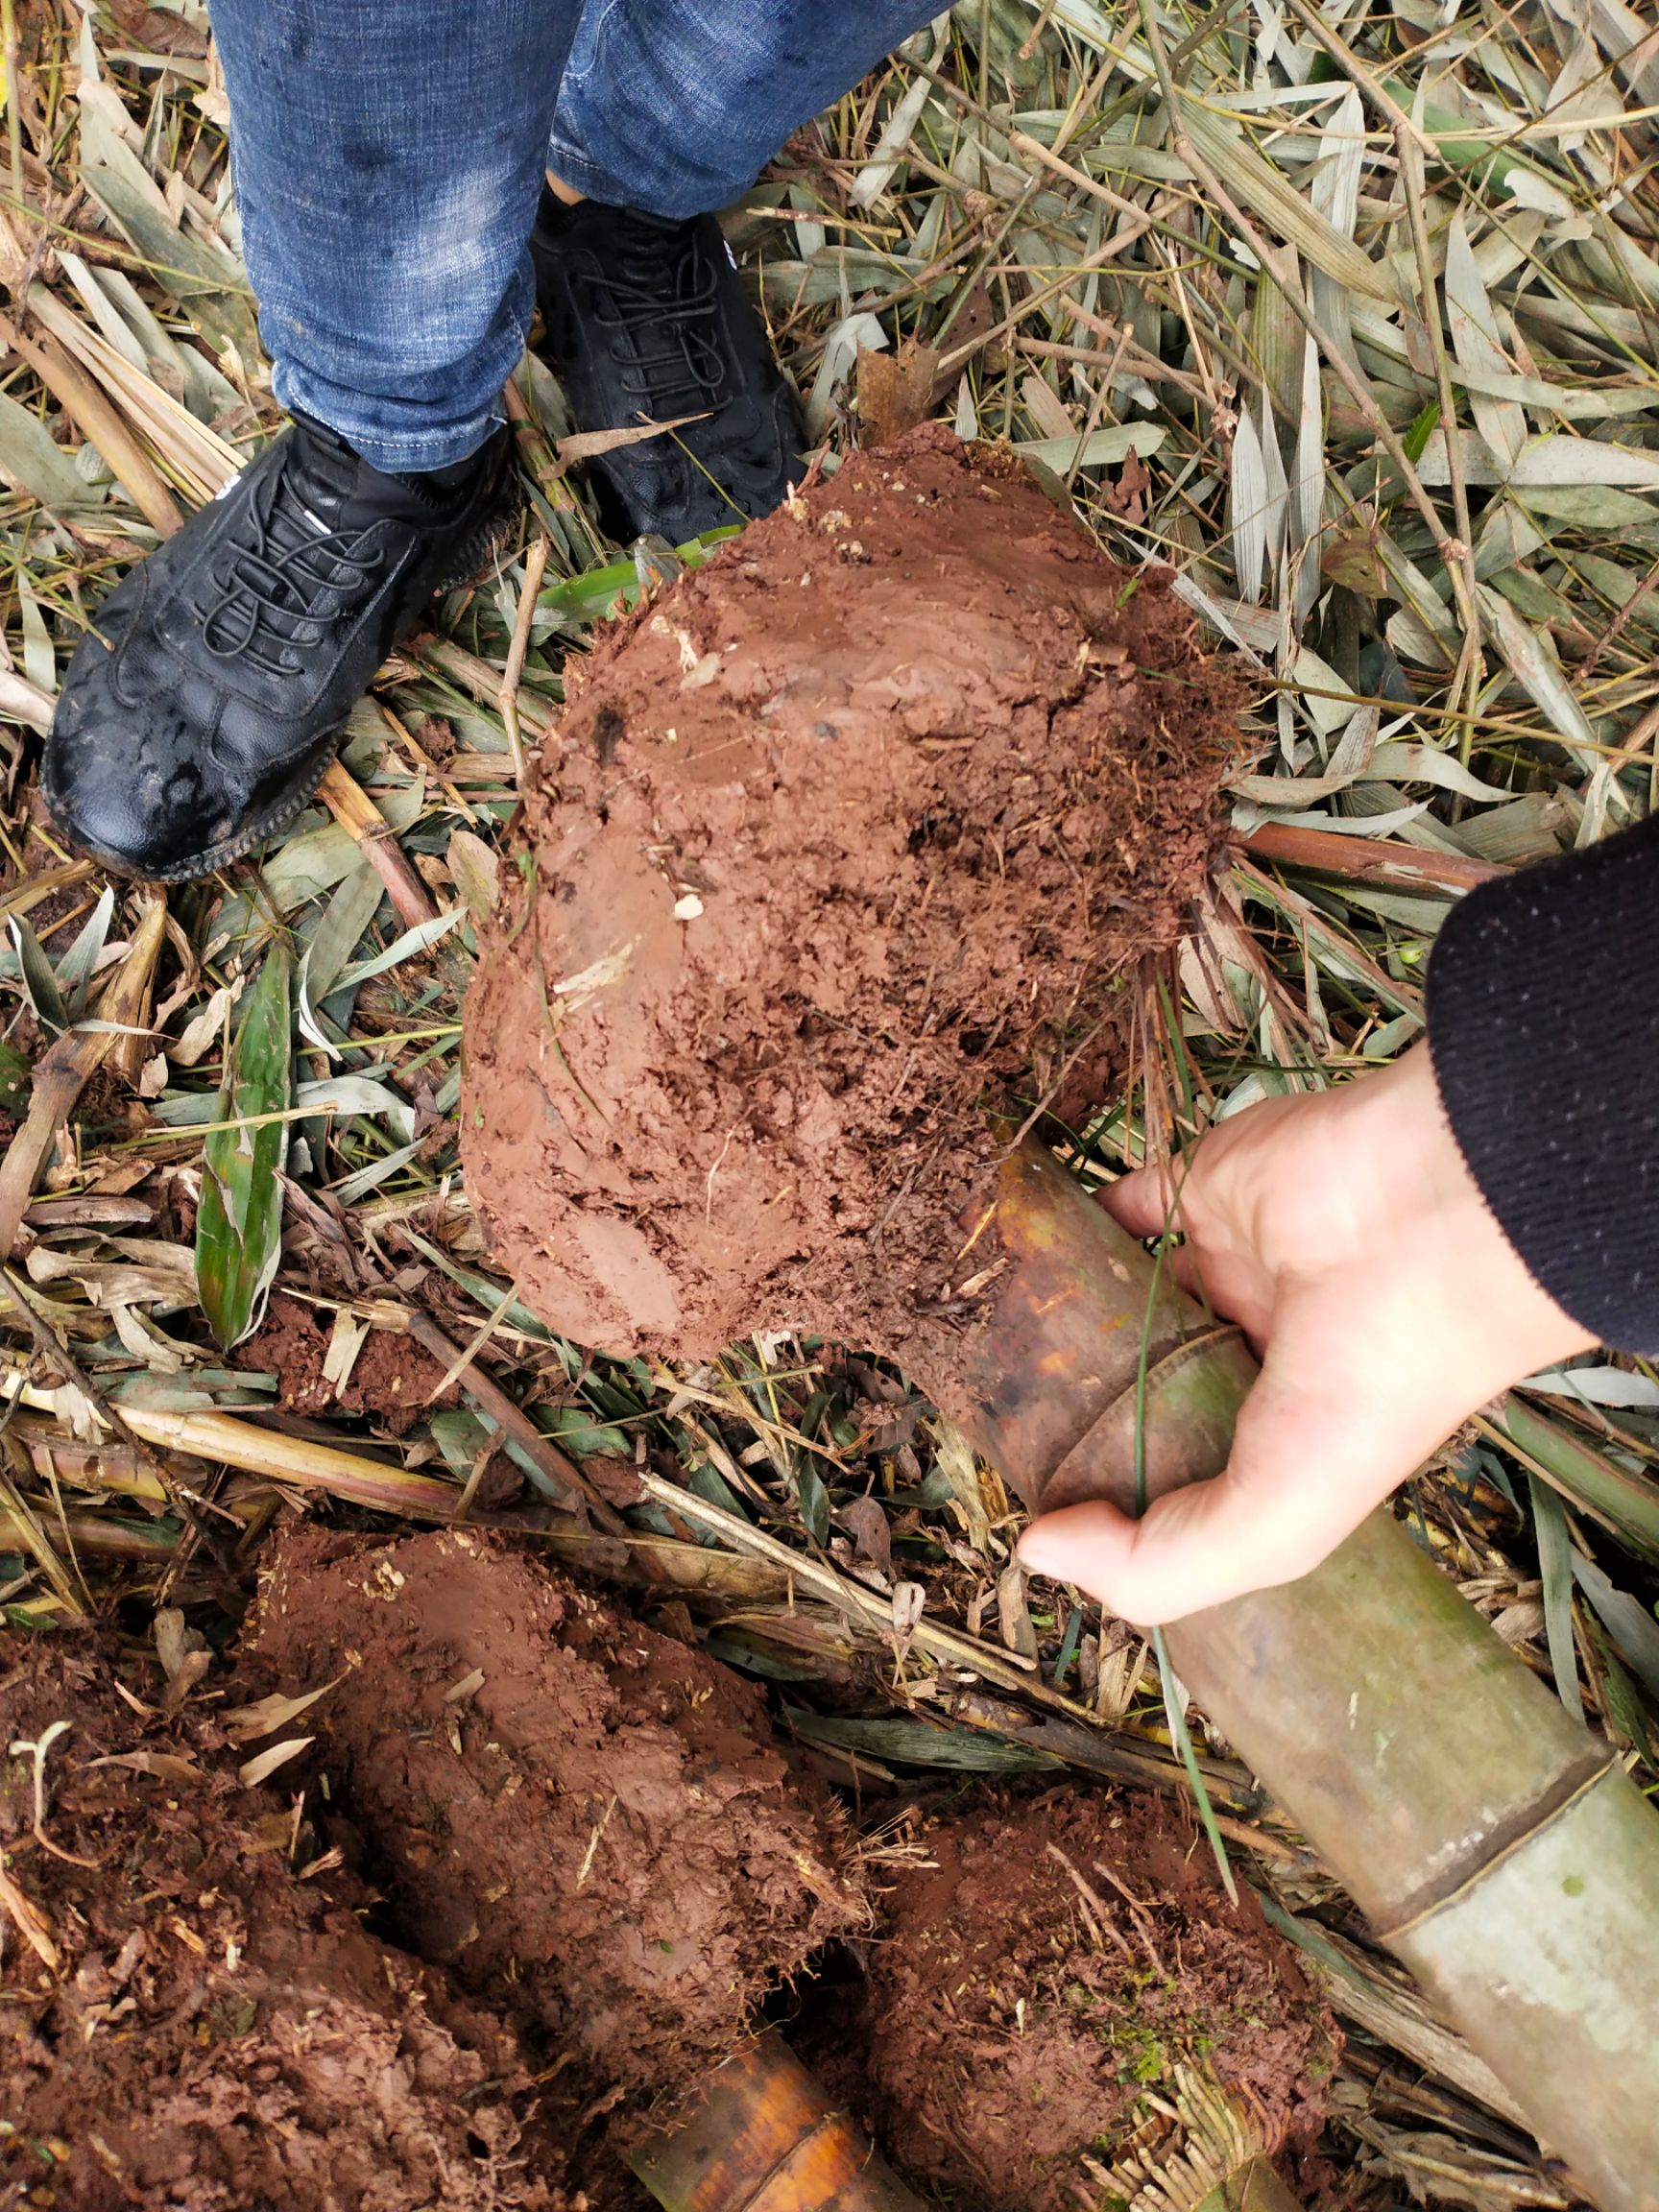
[0,1640,561,2212]
[462,425,1235,1382]
[839,1788,1339,2212]
[244,1527,863,2128]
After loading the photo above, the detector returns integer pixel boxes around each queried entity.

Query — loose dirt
[0,1638,564,2212]
[243,1527,863,2134]
[2,1544,1338,2210]
[238,1292,461,1435]
[462,425,1236,1389]
[816,1787,1339,2212]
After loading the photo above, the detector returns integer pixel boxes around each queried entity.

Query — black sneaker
[530,190,807,544]
[42,415,518,882]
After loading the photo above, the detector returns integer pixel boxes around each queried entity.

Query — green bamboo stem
[957,1141,1659,2212]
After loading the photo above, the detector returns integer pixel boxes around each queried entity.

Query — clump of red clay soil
[238,1292,461,1436]
[462,424,1237,1387]
[821,1789,1340,2212]
[0,1640,564,2212]
[243,1527,864,2133]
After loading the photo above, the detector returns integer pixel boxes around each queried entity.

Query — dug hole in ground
[2,432,1342,2210]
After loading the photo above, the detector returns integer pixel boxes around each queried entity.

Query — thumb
[1017,1292,1460,1623]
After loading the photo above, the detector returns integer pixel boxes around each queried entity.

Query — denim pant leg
[547,0,939,219]
[210,0,582,471]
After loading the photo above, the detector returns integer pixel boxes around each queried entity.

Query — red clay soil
[830,1788,1339,2212]
[0,1638,564,2212]
[242,1527,864,2136]
[462,424,1236,1389]
[238,1292,461,1435]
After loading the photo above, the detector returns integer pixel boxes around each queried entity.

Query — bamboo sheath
[628,2033,920,2212]
[958,1141,1659,2212]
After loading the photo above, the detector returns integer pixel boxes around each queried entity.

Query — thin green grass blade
[1136,1190,1238,1905]
[194,944,293,1349]
[1156,1623,1238,1907]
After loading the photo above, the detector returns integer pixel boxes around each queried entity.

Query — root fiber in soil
[0,1641,562,2212]
[462,424,1236,1388]
[824,1788,1340,2212]
[244,1527,864,2130]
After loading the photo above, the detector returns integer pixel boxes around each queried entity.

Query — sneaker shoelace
[590,214,732,420]
[196,439,386,681]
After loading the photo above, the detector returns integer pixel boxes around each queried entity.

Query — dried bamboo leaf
[1181,98,1403,306]
[1443,209,1527,470]
[0,902,167,1261]
[1476,585,1599,762]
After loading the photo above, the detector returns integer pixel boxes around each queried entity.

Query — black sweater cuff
[1426,808,1659,1357]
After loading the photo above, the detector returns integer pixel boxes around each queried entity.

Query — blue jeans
[210,0,933,472]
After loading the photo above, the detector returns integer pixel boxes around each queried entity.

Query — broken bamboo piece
[957,1139,1659,2212]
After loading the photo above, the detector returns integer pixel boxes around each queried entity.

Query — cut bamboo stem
[958,1140,1659,2212]
[627,2031,934,2212]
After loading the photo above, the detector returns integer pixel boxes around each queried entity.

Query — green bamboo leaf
[9,916,66,1037]
[1402,399,1441,466]
[56,885,116,1022]
[194,944,293,1349]
[795,1459,831,1546]
[542,1407,630,1458]
[782,1706,1064,1771]
[1572,1551,1659,1705]
[1527,1473,1584,1721]
[1496,1397,1659,1561]
[538,531,733,628]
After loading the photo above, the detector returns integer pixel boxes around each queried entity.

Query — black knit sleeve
[1425,807,1659,1357]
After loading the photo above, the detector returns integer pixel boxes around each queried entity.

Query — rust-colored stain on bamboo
[628,2033,920,2212]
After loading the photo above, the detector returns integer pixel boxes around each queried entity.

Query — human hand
[1016,1044,1596,1623]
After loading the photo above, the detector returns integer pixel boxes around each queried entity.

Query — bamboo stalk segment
[627,2032,924,2212]
[0,1505,177,1558]
[0,1364,464,1520]
[958,1141,1659,2212]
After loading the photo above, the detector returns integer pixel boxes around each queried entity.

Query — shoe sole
[51,495,523,887]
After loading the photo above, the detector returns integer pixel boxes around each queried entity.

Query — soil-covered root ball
[0,1640,561,2212]
[839,1790,1339,2212]
[461,424,1237,1383]
[244,1528,865,2132]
